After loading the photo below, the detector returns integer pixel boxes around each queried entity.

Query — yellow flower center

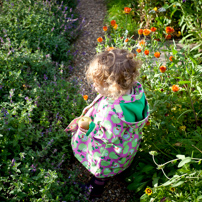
[153,7,157,11]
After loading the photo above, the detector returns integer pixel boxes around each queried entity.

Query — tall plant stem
[192,144,202,153]
[187,86,198,126]
[152,142,173,159]
[125,14,128,31]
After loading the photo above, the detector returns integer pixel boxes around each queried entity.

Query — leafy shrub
[174,0,202,54]
[104,0,139,36]
[0,0,89,201]
[0,0,79,63]
[95,3,202,200]
[140,152,202,202]
[0,48,87,199]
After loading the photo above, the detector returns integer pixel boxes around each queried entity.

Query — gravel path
[69,0,107,102]
[68,0,136,201]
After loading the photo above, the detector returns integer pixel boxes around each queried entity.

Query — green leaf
[197,195,202,200]
[141,165,154,173]
[127,182,138,190]
[179,15,184,26]
[178,81,191,84]
[177,110,192,120]
[181,23,186,35]
[162,179,175,186]
[194,53,202,59]
[172,180,185,187]
[180,33,193,42]
[190,43,202,52]
[136,181,149,193]
[152,177,159,188]
[127,180,148,192]
[189,56,197,65]
[170,9,177,18]
[176,154,185,159]
[195,181,202,187]
[172,48,178,55]
[178,157,191,167]
[134,175,145,183]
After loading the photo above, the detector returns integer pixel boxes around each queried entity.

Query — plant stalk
[187,85,198,126]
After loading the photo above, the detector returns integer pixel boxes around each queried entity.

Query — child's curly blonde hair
[86,48,142,99]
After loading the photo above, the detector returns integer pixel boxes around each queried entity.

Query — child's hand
[78,117,92,132]
[65,117,80,132]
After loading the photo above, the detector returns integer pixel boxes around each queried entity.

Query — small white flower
[158,7,166,12]
[149,10,156,14]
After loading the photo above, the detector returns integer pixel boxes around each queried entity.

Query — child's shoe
[78,176,109,199]
[87,176,109,200]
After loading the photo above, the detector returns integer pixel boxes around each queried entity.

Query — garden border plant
[98,0,202,201]
[0,0,90,201]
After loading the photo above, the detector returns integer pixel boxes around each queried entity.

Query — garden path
[69,0,106,102]
[69,0,135,201]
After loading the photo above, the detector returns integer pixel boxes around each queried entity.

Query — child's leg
[87,176,109,199]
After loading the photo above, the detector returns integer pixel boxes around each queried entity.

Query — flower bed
[98,0,202,201]
[0,0,89,201]
[1,0,202,201]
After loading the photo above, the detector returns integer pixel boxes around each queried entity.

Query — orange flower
[103,26,108,31]
[138,29,143,35]
[139,40,146,47]
[136,48,142,53]
[83,95,88,100]
[165,26,175,34]
[107,47,114,51]
[169,56,174,61]
[146,121,150,126]
[113,24,118,29]
[165,34,172,40]
[159,65,166,73]
[154,52,161,58]
[134,53,136,57]
[151,27,157,32]
[124,7,132,14]
[144,49,149,55]
[111,20,116,27]
[125,38,129,42]
[171,85,180,92]
[143,29,151,36]
[97,37,103,43]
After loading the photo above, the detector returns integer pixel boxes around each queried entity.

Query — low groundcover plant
[0,0,89,201]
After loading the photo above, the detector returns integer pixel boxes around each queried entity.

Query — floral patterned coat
[65,82,149,178]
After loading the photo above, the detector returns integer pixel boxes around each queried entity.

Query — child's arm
[65,94,102,132]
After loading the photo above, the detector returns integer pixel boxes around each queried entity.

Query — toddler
[65,48,149,199]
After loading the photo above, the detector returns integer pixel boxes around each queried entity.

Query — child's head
[86,48,141,99]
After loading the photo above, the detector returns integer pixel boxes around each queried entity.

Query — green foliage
[105,0,202,52]
[174,0,202,53]
[104,0,138,36]
[0,0,88,201]
[140,153,202,201]
[0,0,79,63]
[97,1,202,200]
